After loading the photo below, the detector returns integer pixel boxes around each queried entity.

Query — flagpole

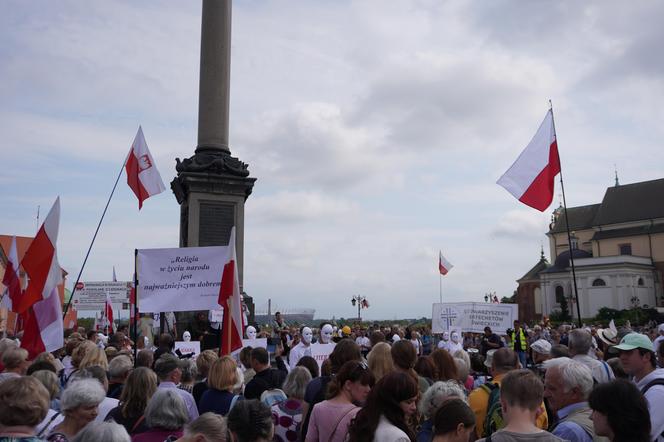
[133,249,139,367]
[63,158,128,319]
[549,100,582,327]
[439,274,442,304]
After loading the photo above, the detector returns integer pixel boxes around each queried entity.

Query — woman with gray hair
[416,380,467,442]
[70,421,130,442]
[178,413,228,442]
[271,366,311,441]
[178,359,198,395]
[131,389,188,442]
[47,378,106,442]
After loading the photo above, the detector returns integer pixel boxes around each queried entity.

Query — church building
[515,178,664,323]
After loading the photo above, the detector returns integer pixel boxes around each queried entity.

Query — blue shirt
[198,388,235,416]
[553,402,593,442]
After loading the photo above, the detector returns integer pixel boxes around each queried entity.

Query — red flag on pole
[15,198,61,314]
[105,292,114,334]
[218,227,244,355]
[497,110,560,211]
[439,251,453,276]
[125,126,166,209]
[21,286,64,359]
[0,236,22,312]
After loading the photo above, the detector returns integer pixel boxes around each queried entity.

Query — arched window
[638,277,644,286]
[555,285,565,304]
[592,278,606,287]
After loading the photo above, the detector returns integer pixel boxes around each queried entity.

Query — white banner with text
[137,246,227,313]
[432,302,518,334]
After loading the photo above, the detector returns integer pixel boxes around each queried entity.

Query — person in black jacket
[243,346,288,400]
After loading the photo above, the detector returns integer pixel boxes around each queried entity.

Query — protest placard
[175,341,201,357]
[432,302,518,334]
[310,342,335,370]
[137,246,228,313]
[242,338,267,349]
[72,281,132,311]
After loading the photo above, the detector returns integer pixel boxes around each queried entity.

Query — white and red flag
[1,236,22,311]
[15,198,61,314]
[105,292,114,333]
[125,126,165,209]
[20,286,64,359]
[497,110,561,211]
[439,251,453,276]
[218,227,244,355]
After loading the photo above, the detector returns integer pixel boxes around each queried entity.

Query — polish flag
[439,251,453,276]
[497,110,561,211]
[1,236,22,312]
[125,126,165,209]
[14,198,61,314]
[105,292,114,333]
[21,286,64,359]
[218,227,244,355]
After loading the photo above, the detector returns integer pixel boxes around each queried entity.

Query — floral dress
[271,398,304,442]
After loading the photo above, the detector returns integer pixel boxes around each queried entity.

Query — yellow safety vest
[510,328,527,352]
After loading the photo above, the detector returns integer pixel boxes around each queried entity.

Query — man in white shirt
[653,323,664,354]
[355,328,371,356]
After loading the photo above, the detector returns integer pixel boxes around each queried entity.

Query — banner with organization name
[432,302,518,334]
[137,246,228,313]
[72,281,132,311]
[310,342,336,370]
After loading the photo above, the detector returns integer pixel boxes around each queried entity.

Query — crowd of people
[0,316,663,442]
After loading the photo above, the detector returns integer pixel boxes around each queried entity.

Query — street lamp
[351,295,369,320]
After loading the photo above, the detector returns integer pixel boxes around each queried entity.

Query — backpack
[480,382,505,437]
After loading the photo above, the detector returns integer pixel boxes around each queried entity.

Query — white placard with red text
[174,341,201,357]
[310,342,335,370]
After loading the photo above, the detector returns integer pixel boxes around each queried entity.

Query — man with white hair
[543,357,606,442]
[568,329,613,384]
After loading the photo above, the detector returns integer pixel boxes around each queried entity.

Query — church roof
[592,223,664,241]
[517,255,550,282]
[549,204,601,233]
[548,178,664,234]
[541,248,592,274]
[593,178,664,225]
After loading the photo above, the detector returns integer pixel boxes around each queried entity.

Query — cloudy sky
[2,1,663,320]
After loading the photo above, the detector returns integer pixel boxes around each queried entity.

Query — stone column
[171,0,256,328]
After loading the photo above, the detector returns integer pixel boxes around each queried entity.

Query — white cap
[530,339,552,355]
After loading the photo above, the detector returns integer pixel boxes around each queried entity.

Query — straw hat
[596,319,619,346]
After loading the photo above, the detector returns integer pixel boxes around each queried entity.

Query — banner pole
[63,159,127,319]
[133,249,139,367]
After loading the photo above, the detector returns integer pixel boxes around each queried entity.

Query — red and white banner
[21,286,64,359]
[497,110,561,212]
[125,126,165,209]
[439,251,453,276]
[1,236,21,311]
[218,227,244,355]
[15,198,61,313]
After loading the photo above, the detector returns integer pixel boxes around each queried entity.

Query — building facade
[515,178,664,322]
